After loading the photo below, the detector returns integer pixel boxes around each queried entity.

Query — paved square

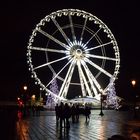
[17,110,140,140]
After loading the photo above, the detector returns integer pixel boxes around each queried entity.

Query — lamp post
[131,80,137,118]
[23,85,28,116]
[23,85,27,92]
[99,91,104,116]
[23,85,28,104]
[131,80,136,88]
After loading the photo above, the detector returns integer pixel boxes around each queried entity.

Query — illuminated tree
[106,80,119,109]
[50,75,59,96]
[46,74,59,106]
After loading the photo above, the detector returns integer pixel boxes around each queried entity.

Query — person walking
[63,103,71,128]
[71,104,76,123]
[75,104,80,122]
[84,105,91,122]
[59,102,65,129]
[55,103,59,123]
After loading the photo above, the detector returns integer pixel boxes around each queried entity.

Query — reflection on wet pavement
[16,110,140,140]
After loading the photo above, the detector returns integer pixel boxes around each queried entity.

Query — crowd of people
[55,102,91,129]
[55,102,140,140]
[16,101,140,140]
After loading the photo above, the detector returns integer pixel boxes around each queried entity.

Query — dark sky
[0,0,140,100]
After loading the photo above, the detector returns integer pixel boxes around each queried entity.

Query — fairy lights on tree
[106,79,119,109]
[46,74,59,106]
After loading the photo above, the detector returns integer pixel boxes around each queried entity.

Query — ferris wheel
[27,9,120,101]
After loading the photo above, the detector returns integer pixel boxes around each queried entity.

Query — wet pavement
[16,109,140,140]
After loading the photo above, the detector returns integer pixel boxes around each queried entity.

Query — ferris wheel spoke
[77,61,92,97]
[80,17,88,42]
[86,65,102,92]
[81,61,102,92]
[33,55,70,70]
[46,59,72,87]
[77,63,86,97]
[85,41,112,51]
[59,60,76,98]
[84,58,113,78]
[31,46,68,54]
[51,18,71,45]
[58,60,75,97]
[69,14,76,41]
[37,28,69,50]
[81,60,98,96]
[86,54,117,61]
[84,28,102,48]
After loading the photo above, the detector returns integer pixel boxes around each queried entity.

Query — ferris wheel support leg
[77,61,92,97]
[81,60,98,97]
[78,65,86,97]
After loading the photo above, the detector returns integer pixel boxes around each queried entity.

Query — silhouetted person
[64,103,71,128]
[55,103,59,123]
[59,102,65,129]
[35,105,40,116]
[84,105,91,122]
[75,104,80,122]
[71,104,76,123]
[31,105,36,116]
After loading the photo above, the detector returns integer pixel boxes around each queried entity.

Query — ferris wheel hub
[76,49,82,56]
[69,42,86,59]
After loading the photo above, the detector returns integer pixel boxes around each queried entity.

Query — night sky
[0,0,140,100]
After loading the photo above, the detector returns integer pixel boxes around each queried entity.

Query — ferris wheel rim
[27,9,120,100]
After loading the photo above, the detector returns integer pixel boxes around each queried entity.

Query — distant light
[23,86,27,91]
[31,95,36,100]
[131,80,136,87]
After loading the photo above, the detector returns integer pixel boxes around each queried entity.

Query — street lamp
[99,91,104,116]
[131,80,136,87]
[23,85,28,103]
[131,80,137,118]
[23,85,27,91]
[23,85,28,117]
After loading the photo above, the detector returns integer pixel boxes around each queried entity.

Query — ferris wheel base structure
[45,90,101,104]
[69,96,100,105]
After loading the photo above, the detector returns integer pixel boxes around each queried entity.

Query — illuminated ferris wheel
[27,9,120,101]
